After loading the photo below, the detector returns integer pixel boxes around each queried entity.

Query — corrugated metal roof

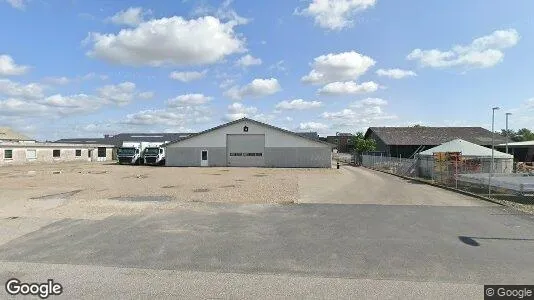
[497,141,534,147]
[0,142,114,148]
[0,127,33,141]
[366,126,505,146]
[55,133,194,147]
[296,132,320,140]
[165,118,334,147]
[418,139,513,158]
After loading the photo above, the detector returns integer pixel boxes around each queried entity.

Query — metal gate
[227,134,265,167]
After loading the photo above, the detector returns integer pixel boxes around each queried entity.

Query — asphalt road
[1,167,533,299]
[299,166,489,206]
[1,203,534,298]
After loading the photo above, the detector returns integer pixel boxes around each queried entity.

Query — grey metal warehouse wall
[265,147,331,168]
[166,146,331,168]
[166,147,227,167]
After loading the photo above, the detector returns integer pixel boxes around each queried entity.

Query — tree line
[500,128,534,142]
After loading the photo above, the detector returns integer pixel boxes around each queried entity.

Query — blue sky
[0,0,533,141]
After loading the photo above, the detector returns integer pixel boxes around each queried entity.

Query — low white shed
[417,139,514,178]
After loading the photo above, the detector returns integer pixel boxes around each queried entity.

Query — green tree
[352,132,377,154]
[502,128,534,142]
[517,128,534,141]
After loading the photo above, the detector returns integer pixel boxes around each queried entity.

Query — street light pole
[505,112,512,154]
[489,106,500,197]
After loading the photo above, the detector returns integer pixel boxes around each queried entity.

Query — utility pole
[505,112,512,154]
[489,107,500,197]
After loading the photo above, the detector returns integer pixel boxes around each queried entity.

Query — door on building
[88,149,94,162]
[97,147,107,162]
[227,134,265,167]
[200,150,208,167]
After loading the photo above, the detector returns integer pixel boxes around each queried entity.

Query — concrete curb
[359,166,504,206]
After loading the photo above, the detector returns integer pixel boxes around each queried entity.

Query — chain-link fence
[361,155,418,177]
[361,154,534,211]
[333,152,353,164]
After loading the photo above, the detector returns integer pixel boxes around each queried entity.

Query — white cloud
[224,78,281,100]
[191,0,249,26]
[236,54,262,67]
[82,72,109,81]
[275,99,322,110]
[299,122,329,131]
[42,77,70,85]
[97,82,137,106]
[376,68,417,79]
[302,51,375,85]
[269,60,287,72]
[407,29,520,69]
[0,93,103,118]
[167,93,212,106]
[322,97,396,126]
[318,81,378,95]
[219,78,235,89]
[39,94,102,115]
[297,0,376,30]
[4,0,25,10]
[224,102,258,121]
[0,99,48,116]
[110,7,151,27]
[42,73,108,85]
[169,70,207,82]
[350,97,388,107]
[0,54,30,76]
[124,106,211,126]
[0,79,45,99]
[0,81,150,121]
[138,91,155,100]
[85,16,246,67]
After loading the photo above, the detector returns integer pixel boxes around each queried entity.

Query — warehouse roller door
[227,134,265,167]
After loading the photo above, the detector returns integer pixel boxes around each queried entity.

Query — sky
[0,0,533,141]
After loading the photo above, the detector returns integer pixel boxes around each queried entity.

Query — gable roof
[365,126,505,146]
[165,118,333,147]
[497,141,534,147]
[56,133,194,147]
[295,132,320,140]
[0,127,33,141]
[419,139,513,158]
[54,138,107,144]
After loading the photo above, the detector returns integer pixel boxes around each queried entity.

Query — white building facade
[0,143,114,166]
[165,118,332,168]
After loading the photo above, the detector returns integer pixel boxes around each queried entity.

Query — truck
[117,141,151,165]
[143,142,168,166]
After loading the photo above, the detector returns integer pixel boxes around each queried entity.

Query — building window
[53,150,61,158]
[4,149,13,159]
[201,150,208,160]
[75,150,82,157]
[26,149,36,160]
[97,147,106,158]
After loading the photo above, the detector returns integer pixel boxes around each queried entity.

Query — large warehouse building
[165,118,333,168]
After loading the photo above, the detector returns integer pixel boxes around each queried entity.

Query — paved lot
[299,166,490,206]
[0,164,532,298]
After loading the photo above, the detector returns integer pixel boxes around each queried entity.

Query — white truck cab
[143,142,168,166]
[117,142,150,165]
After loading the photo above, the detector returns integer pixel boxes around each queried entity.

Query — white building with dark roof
[165,118,333,168]
[0,127,114,166]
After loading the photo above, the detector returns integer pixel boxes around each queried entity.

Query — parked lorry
[117,141,151,165]
[143,142,168,166]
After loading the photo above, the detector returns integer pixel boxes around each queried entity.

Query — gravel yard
[0,162,337,220]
